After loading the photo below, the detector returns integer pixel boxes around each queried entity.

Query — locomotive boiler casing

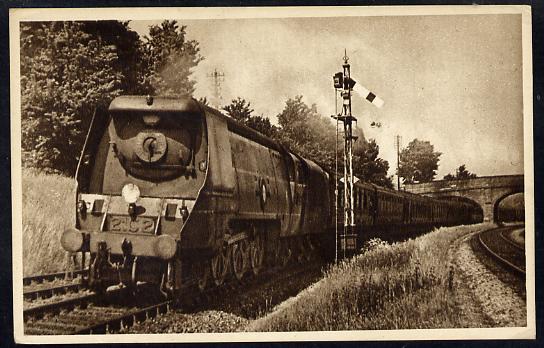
[201,106,330,242]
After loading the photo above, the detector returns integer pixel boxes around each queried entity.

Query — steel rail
[23,269,88,286]
[73,301,173,334]
[23,283,143,321]
[24,282,84,301]
[478,228,526,276]
[23,292,98,321]
[499,228,525,252]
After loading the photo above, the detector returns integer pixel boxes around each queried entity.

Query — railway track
[23,269,88,286]
[23,256,325,335]
[478,225,525,276]
[23,269,88,302]
[23,282,171,335]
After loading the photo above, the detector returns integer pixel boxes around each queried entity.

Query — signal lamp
[61,228,84,252]
[122,183,140,204]
[143,114,160,127]
[333,72,343,89]
[155,235,177,260]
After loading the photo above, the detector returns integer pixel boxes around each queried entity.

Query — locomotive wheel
[211,247,229,287]
[231,240,248,281]
[195,261,210,292]
[240,239,250,272]
[250,233,265,275]
[231,242,245,281]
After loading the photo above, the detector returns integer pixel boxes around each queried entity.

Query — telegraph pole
[207,68,225,108]
[395,135,402,190]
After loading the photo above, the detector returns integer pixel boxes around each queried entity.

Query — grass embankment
[22,169,75,276]
[248,223,492,331]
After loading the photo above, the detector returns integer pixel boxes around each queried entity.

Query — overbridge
[404,175,524,222]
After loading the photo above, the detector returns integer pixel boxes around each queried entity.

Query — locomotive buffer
[332,51,384,258]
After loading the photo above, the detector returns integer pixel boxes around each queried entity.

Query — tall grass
[247,223,493,331]
[22,169,75,276]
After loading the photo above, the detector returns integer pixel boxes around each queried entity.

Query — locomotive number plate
[109,215,155,234]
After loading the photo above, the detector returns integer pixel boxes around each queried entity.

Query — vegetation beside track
[22,169,74,276]
[248,223,493,331]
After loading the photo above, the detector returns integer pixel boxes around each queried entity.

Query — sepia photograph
[10,5,534,343]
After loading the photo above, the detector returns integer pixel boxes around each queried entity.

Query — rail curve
[478,225,525,276]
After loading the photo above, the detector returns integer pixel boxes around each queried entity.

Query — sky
[129,13,525,179]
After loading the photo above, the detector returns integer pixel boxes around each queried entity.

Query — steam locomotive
[61,96,479,296]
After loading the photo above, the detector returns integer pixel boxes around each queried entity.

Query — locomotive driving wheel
[211,247,229,287]
[250,233,265,275]
[231,239,249,281]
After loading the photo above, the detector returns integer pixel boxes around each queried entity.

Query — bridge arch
[494,191,524,223]
[404,175,524,223]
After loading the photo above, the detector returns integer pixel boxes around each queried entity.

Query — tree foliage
[353,138,393,189]
[222,97,279,138]
[20,20,203,175]
[21,21,126,174]
[443,164,477,180]
[276,96,392,188]
[399,139,442,184]
[276,96,335,168]
[223,97,253,123]
[142,21,203,97]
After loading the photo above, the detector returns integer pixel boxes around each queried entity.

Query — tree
[222,97,279,138]
[20,21,126,174]
[142,20,203,97]
[222,97,253,123]
[276,96,335,168]
[276,96,392,187]
[353,138,393,188]
[245,115,279,139]
[443,164,477,180]
[399,139,442,184]
[77,21,149,95]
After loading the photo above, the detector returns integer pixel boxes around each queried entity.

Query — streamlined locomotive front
[61,96,208,293]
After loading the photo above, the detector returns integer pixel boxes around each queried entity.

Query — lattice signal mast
[332,50,384,259]
[332,51,358,257]
[208,69,225,108]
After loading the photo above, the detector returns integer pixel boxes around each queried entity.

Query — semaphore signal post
[332,51,384,261]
